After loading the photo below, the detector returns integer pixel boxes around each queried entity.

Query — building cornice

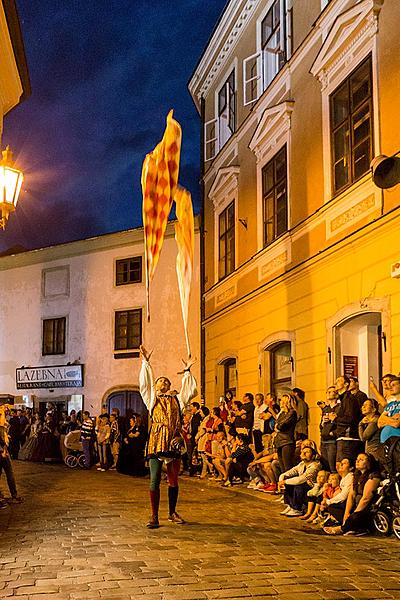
[188,0,263,109]
[0,217,200,271]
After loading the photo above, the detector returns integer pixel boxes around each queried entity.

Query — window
[218,201,235,280]
[330,56,373,194]
[204,69,236,161]
[261,0,286,88]
[262,146,288,246]
[218,70,236,148]
[116,256,142,286]
[270,342,292,397]
[243,0,291,105]
[114,309,142,351]
[42,317,66,355]
[223,358,237,398]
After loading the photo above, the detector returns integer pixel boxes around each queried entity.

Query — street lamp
[0,145,24,230]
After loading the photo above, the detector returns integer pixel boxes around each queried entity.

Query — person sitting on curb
[324,452,380,536]
[223,434,253,487]
[278,446,321,517]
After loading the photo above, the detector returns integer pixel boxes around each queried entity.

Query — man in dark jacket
[0,405,23,505]
[319,386,340,471]
[335,375,363,463]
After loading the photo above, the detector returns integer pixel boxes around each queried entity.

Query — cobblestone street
[1,462,400,600]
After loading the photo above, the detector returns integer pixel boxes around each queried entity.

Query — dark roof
[1,0,31,107]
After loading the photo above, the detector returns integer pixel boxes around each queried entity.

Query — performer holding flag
[140,111,197,528]
[139,346,196,528]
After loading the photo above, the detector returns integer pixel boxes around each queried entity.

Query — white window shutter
[204,117,219,162]
[243,51,262,106]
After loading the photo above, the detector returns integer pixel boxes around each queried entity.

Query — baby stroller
[64,430,86,468]
[371,471,400,540]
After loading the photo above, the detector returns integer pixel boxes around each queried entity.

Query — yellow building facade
[189,0,400,441]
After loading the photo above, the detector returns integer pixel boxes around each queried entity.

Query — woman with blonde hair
[274,393,297,472]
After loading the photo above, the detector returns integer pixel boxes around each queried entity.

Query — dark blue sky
[1,0,226,252]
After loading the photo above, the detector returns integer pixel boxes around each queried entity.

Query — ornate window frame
[310,0,384,204]
[249,100,294,251]
[209,166,240,285]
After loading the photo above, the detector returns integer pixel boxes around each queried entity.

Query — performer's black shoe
[168,512,185,524]
[146,516,160,529]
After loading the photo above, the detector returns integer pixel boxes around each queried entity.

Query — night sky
[1,0,227,252]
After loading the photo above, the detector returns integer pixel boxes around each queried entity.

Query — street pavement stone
[0,461,400,599]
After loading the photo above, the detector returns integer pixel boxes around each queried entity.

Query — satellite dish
[371,154,400,189]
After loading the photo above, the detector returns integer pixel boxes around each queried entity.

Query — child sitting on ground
[300,469,329,521]
[307,472,341,523]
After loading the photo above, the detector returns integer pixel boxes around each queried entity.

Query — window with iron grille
[330,56,373,195]
[116,256,142,286]
[262,146,288,246]
[42,317,66,355]
[218,201,235,280]
[114,309,142,351]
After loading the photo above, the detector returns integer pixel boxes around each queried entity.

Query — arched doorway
[334,312,382,394]
[106,390,148,429]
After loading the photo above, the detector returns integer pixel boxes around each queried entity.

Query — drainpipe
[200,96,206,404]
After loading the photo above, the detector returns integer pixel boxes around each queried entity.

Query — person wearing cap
[139,345,197,529]
[378,376,400,475]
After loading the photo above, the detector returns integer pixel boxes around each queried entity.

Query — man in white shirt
[139,346,197,529]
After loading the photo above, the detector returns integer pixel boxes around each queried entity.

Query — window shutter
[243,51,262,106]
[204,117,219,162]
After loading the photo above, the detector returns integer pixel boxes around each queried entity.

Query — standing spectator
[66,412,79,433]
[235,393,254,437]
[8,410,21,459]
[369,373,396,408]
[278,446,321,517]
[19,413,42,461]
[188,402,201,475]
[377,376,400,475]
[252,393,266,453]
[349,376,368,408]
[335,375,363,463]
[58,411,70,462]
[260,393,279,435]
[80,411,95,469]
[358,399,381,463]
[109,413,121,470]
[319,386,340,472]
[96,414,111,471]
[292,388,309,441]
[0,405,23,503]
[274,394,297,472]
[19,409,30,448]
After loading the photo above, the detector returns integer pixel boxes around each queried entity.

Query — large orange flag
[141,110,181,320]
[175,186,194,357]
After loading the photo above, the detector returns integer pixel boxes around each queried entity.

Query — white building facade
[0,221,200,418]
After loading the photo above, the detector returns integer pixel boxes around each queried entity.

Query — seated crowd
[183,373,400,537]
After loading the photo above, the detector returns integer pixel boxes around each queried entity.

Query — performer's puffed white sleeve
[139,359,155,413]
[178,370,198,412]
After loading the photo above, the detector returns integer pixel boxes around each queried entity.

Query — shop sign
[16,364,84,389]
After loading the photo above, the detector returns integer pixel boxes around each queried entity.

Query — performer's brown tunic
[147,394,181,458]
